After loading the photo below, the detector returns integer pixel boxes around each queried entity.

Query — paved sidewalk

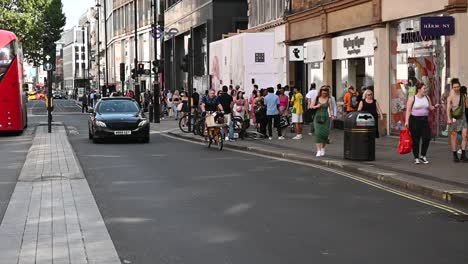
[153,119,468,208]
[0,125,120,264]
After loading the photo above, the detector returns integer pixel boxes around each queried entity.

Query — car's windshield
[97,100,140,114]
[0,41,16,83]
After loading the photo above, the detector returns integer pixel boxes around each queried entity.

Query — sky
[63,0,96,30]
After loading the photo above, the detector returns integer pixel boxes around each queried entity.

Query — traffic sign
[44,62,53,71]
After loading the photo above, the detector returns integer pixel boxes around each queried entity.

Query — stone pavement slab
[0,125,120,264]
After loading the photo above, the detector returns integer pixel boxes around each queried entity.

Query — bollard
[148,104,154,122]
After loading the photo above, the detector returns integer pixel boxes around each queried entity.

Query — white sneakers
[415,156,429,164]
[316,149,325,157]
[292,135,303,140]
[419,156,429,164]
[278,136,285,140]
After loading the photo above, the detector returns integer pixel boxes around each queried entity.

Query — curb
[167,131,468,209]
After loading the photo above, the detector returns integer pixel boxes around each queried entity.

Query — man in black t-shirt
[218,86,233,114]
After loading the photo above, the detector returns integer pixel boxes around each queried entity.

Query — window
[0,41,16,83]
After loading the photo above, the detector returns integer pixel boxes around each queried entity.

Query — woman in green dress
[311,86,335,157]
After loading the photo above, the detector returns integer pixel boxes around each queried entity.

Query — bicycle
[205,111,228,151]
[179,110,201,134]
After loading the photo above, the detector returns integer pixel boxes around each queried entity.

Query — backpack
[350,93,359,109]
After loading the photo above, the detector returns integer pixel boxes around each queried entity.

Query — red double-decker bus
[0,30,27,133]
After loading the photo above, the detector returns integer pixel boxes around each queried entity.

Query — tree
[0,0,66,65]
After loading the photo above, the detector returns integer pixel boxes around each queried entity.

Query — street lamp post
[134,0,140,104]
[83,21,91,93]
[103,0,109,97]
[152,0,160,123]
[95,2,101,96]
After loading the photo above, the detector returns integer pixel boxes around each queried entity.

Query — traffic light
[120,63,125,82]
[131,68,136,79]
[137,63,145,74]
[180,54,188,72]
[152,61,157,74]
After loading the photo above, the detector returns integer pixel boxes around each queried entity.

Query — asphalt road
[58,109,468,264]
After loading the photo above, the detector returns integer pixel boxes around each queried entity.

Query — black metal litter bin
[344,111,376,161]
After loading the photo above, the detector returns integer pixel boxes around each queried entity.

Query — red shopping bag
[398,128,413,155]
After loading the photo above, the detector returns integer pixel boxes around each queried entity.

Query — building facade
[164,0,248,92]
[62,26,90,95]
[93,0,158,94]
[283,0,468,136]
[246,0,288,87]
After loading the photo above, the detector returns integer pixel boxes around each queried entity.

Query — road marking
[162,133,468,216]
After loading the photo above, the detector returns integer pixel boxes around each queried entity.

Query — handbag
[316,114,326,124]
[398,128,413,155]
[176,103,183,112]
[452,95,464,119]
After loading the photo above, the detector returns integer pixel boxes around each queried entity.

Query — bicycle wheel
[179,115,192,133]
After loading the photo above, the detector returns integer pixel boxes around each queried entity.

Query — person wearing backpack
[404,83,440,164]
[343,86,359,113]
[446,78,467,162]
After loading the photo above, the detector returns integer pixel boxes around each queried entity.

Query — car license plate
[114,131,131,135]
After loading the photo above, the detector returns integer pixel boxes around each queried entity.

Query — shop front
[389,15,451,137]
[331,30,375,124]
[304,39,324,89]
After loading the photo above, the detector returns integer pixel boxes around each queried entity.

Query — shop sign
[420,16,455,37]
[255,53,265,63]
[304,40,323,63]
[332,30,374,60]
[343,37,365,55]
[401,31,440,44]
[289,46,304,61]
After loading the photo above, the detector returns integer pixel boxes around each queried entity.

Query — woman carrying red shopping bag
[404,83,440,164]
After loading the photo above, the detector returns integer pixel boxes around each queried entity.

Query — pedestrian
[229,91,248,140]
[264,87,283,140]
[172,90,181,120]
[166,91,173,118]
[278,88,289,137]
[254,91,267,137]
[81,93,89,113]
[311,86,335,157]
[446,78,467,162]
[306,83,318,135]
[218,86,234,140]
[343,86,359,114]
[290,86,304,139]
[249,90,258,126]
[358,89,384,138]
[404,82,441,164]
[192,88,200,111]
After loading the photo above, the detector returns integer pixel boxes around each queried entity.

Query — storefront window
[389,16,449,137]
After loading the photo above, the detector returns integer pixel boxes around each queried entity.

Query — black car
[52,91,63,99]
[88,97,150,143]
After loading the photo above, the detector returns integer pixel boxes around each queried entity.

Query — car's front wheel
[142,135,150,143]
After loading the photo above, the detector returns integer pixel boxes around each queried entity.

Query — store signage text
[401,31,440,44]
[343,37,365,55]
[420,16,455,37]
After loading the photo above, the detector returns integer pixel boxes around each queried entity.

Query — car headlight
[95,121,107,127]
[138,120,148,127]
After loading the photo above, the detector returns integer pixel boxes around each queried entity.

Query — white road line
[162,133,468,216]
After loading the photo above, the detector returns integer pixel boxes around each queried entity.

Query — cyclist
[201,89,224,121]
[201,89,224,142]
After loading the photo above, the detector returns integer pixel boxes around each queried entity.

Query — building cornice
[247,18,287,32]
[286,0,371,24]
